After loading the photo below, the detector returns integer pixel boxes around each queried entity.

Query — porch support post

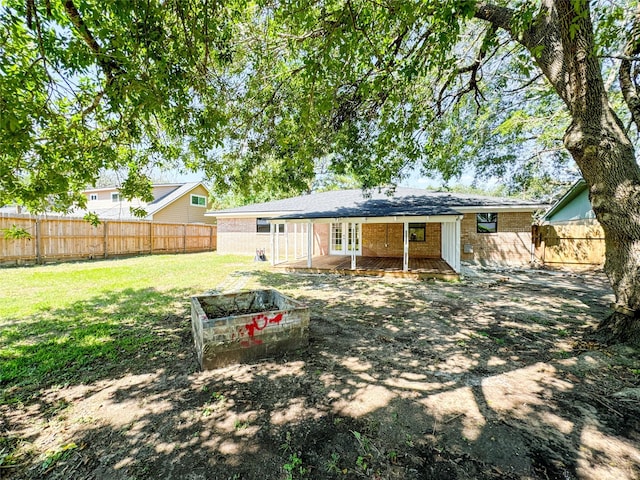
[307,220,313,268]
[454,217,461,272]
[350,222,356,270]
[275,222,280,264]
[270,222,276,266]
[285,223,289,262]
[403,221,409,272]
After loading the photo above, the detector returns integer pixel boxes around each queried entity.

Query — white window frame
[89,194,98,201]
[257,218,284,234]
[111,193,121,202]
[190,194,207,207]
[330,222,361,256]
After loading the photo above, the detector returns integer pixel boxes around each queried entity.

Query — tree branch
[619,3,640,133]
[436,25,497,115]
[474,2,514,34]
[63,0,122,84]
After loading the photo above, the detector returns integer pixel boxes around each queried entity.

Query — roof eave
[455,205,547,213]
[206,210,299,218]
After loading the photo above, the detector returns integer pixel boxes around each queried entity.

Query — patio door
[330,222,361,255]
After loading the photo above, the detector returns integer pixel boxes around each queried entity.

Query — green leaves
[1,0,637,209]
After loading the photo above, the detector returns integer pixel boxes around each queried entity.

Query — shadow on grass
[0,286,199,405]
[2,269,639,480]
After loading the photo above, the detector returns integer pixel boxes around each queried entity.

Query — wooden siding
[534,220,605,267]
[0,213,217,266]
[152,184,214,224]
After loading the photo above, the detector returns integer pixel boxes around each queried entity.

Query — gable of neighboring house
[151,184,213,224]
[81,182,214,224]
[542,180,595,223]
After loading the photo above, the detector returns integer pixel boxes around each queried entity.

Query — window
[477,213,498,233]
[190,194,207,207]
[408,223,426,242]
[89,194,98,201]
[111,193,121,202]
[256,218,284,233]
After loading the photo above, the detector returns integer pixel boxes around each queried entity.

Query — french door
[330,222,361,255]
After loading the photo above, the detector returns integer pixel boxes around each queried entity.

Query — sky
[168,165,477,191]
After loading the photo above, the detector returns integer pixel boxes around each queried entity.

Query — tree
[225,0,640,343]
[1,1,639,343]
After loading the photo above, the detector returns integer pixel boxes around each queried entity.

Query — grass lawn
[0,253,262,404]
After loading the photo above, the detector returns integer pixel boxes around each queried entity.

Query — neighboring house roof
[541,179,595,223]
[82,183,185,194]
[207,188,545,220]
[74,182,207,220]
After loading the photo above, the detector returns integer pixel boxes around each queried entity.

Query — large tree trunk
[478,1,640,344]
[565,108,640,345]
[543,1,640,344]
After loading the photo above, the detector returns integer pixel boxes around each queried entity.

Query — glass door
[330,222,361,255]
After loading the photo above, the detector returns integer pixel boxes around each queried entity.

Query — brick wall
[362,223,441,258]
[313,223,329,255]
[460,211,533,265]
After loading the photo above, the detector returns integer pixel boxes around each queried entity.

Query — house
[535,179,605,267]
[207,188,544,278]
[80,182,214,224]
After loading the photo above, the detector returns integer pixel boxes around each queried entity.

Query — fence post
[183,224,187,253]
[35,218,42,265]
[210,225,213,252]
[149,222,153,254]
[103,221,109,258]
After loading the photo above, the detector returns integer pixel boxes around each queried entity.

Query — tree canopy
[2,0,633,212]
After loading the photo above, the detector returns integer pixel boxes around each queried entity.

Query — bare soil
[2,266,640,480]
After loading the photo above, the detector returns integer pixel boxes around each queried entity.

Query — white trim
[307,221,313,268]
[441,219,461,273]
[455,206,542,213]
[350,223,357,269]
[277,215,460,224]
[403,222,409,272]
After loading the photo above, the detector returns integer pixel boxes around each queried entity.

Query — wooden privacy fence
[532,222,605,268]
[0,213,217,266]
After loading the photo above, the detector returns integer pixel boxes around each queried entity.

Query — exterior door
[330,222,361,255]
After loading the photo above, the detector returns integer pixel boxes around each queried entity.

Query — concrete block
[191,289,309,370]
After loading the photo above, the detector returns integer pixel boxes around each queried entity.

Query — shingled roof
[208,188,544,220]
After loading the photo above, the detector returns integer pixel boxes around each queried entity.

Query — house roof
[83,183,185,194]
[208,188,545,220]
[541,179,588,222]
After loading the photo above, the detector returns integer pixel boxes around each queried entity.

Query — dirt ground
[2,265,640,480]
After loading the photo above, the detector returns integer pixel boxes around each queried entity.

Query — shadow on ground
[2,269,639,480]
